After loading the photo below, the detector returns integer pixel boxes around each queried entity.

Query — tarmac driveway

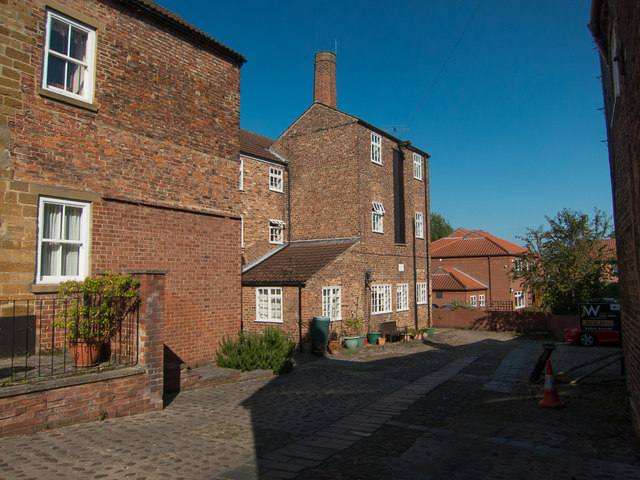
[0,330,638,479]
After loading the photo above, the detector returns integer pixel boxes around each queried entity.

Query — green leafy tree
[430,212,454,241]
[513,208,615,315]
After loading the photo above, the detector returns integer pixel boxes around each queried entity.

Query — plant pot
[328,340,341,355]
[344,336,359,349]
[378,337,386,346]
[427,327,435,337]
[357,335,366,347]
[367,332,382,344]
[70,340,102,367]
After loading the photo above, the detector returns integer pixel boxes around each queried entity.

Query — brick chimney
[313,51,337,108]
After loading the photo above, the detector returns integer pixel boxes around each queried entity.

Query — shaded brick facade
[590,0,640,437]
[1,0,244,366]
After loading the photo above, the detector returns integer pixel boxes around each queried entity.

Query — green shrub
[216,328,295,375]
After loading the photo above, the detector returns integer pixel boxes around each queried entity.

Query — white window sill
[397,308,409,312]
[372,310,393,315]
[255,319,284,323]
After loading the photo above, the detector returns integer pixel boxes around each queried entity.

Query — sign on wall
[579,303,621,332]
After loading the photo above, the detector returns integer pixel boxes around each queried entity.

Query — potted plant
[343,316,363,349]
[328,331,341,355]
[55,272,140,367]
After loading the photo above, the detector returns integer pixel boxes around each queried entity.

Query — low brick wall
[432,310,578,340]
[0,272,165,437]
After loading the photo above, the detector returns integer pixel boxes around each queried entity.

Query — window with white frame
[372,201,385,233]
[269,219,285,244]
[413,153,422,180]
[371,132,382,165]
[42,10,96,103]
[514,258,523,273]
[515,291,526,309]
[396,284,409,311]
[322,286,342,321]
[470,295,477,308]
[269,166,283,192]
[479,294,485,307]
[414,212,424,239]
[256,287,283,322]
[371,284,392,314]
[37,197,90,284]
[416,282,427,304]
[239,157,244,191]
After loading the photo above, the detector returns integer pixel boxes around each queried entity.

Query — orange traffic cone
[539,360,565,408]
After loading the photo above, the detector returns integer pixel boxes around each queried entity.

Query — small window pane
[66,62,85,95]
[46,56,66,90]
[69,28,88,61]
[50,19,69,55]
[61,244,80,276]
[43,203,62,239]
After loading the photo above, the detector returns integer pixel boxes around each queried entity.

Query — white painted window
[239,157,244,191]
[42,10,96,103]
[269,219,285,244]
[371,132,382,165]
[413,153,422,180]
[371,284,392,315]
[322,286,342,321]
[240,215,244,248]
[470,295,477,308]
[269,166,283,192]
[479,294,485,307]
[416,282,427,304]
[415,212,424,239]
[372,201,385,233]
[515,291,526,309]
[396,284,409,311]
[256,287,283,322]
[36,197,90,284]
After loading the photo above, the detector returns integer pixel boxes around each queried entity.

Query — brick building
[589,0,640,436]
[238,128,289,266]
[431,229,529,310]
[241,51,431,341]
[0,0,245,367]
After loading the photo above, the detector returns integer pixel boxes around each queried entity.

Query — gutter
[588,0,608,63]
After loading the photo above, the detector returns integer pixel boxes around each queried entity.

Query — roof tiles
[239,129,285,164]
[431,266,488,291]
[432,228,527,258]
[242,240,358,285]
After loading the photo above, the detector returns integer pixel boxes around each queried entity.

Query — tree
[430,212,454,241]
[513,208,615,315]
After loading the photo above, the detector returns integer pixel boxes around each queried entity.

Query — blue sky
[157,0,612,245]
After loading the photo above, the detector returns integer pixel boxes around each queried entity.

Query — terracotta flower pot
[70,340,102,367]
[378,337,386,346]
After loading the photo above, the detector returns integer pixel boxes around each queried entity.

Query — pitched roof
[242,240,358,286]
[239,129,286,164]
[432,228,527,258]
[431,266,488,291]
[123,1,245,66]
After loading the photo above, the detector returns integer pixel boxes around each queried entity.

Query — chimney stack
[313,51,337,108]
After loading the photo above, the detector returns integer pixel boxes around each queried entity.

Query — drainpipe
[286,164,292,244]
[424,154,432,328]
[298,285,303,352]
[412,216,419,329]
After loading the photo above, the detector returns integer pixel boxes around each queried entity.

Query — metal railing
[485,301,514,312]
[0,296,139,385]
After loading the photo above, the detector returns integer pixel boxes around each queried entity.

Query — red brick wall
[0,272,165,437]
[431,309,577,339]
[240,155,288,265]
[595,0,640,438]
[273,105,362,241]
[92,199,241,365]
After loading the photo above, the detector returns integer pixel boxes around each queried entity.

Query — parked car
[564,326,620,346]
